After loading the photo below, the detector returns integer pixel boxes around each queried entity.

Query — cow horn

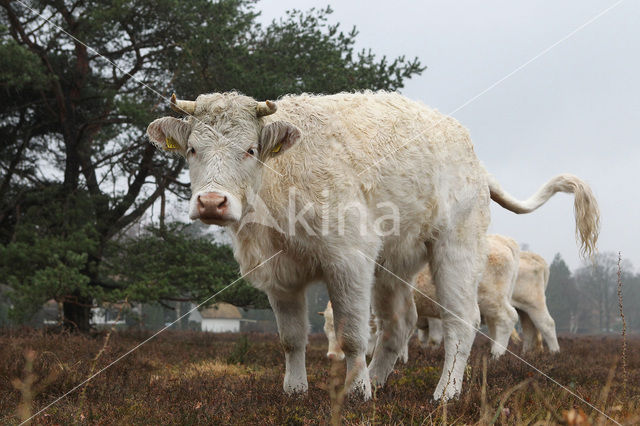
[256,100,277,117]
[170,93,196,115]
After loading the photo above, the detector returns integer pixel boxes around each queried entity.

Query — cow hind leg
[368,268,418,386]
[416,317,445,349]
[485,303,519,358]
[325,318,345,361]
[268,289,309,394]
[418,328,429,348]
[416,314,430,348]
[366,319,377,358]
[399,342,409,364]
[518,309,539,353]
[426,317,444,348]
[431,231,485,401]
[523,306,560,353]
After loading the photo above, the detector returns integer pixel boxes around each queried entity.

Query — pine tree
[0,1,423,330]
[546,253,579,333]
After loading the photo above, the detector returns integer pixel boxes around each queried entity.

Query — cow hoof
[433,385,460,402]
[490,350,505,359]
[347,378,372,401]
[283,380,308,396]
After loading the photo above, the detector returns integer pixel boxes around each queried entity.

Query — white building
[40,299,129,327]
[91,302,131,327]
[198,303,243,332]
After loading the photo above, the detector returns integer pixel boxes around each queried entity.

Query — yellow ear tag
[271,143,282,154]
[165,136,179,150]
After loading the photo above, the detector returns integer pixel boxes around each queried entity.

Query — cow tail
[488,173,600,259]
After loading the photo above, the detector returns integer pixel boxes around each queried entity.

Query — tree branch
[112,26,145,90]
[0,112,30,200]
[106,157,184,240]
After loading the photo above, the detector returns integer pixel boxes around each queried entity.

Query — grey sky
[257,0,639,270]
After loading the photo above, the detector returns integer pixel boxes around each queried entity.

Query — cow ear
[259,121,300,159]
[146,117,190,155]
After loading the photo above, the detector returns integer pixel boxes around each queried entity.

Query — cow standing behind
[424,251,557,354]
[415,234,521,358]
[323,234,521,360]
[147,91,599,400]
[512,252,558,353]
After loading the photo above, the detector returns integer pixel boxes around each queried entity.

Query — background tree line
[2,1,633,337]
[0,0,423,331]
[547,252,639,335]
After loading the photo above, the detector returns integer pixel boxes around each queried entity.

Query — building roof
[200,303,242,319]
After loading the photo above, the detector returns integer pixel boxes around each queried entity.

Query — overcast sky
[256,0,639,270]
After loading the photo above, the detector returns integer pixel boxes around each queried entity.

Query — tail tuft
[489,174,600,260]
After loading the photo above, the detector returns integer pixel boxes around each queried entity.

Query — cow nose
[197,192,228,219]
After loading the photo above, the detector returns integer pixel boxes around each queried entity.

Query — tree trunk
[63,294,93,332]
[175,301,181,330]
[569,312,578,334]
[160,188,166,235]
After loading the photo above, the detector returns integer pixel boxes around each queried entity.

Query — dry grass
[617,252,627,391]
[0,329,638,424]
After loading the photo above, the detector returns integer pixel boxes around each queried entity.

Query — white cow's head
[146,93,300,226]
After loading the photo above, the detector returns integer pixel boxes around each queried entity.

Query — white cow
[147,91,599,400]
[423,251,557,354]
[415,234,520,358]
[512,251,558,353]
[324,234,520,360]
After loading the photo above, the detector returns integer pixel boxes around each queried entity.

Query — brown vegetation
[0,330,638,424]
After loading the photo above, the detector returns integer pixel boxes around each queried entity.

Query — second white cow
[415,234,520,358]
[512,252,558,353]
[324,234,521,359]
[423,251,558,354]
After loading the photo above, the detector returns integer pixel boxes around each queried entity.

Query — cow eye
[247,148,256,157]
[187,147,196,156]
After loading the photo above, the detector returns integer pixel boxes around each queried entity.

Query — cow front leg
[268,289,309,394]
[325,258,375,400]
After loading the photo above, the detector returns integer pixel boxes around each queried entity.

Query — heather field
[0,330,638,425]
